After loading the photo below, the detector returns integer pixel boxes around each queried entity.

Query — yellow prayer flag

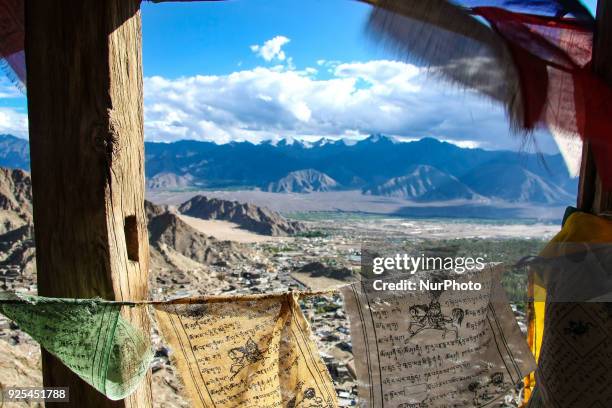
[154,293,338,408]
[523,211,612,406]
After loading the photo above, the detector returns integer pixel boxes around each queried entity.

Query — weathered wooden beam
[25,1,152,406]
[578,0,612,213]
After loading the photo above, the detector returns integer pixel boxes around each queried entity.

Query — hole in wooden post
[124,215,139,262]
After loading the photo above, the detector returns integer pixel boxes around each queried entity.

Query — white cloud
[0,77,22,99]
[0,42,557,152]
[335,60,420,88]
[443,139,481,149]
[0,78,28,138]
[250,36,290,62]
[143,59,556,152]
[0,108,28,138]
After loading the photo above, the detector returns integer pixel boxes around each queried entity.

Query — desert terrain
[0,172,556,407]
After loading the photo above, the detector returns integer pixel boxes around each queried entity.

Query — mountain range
[0,133,577,205]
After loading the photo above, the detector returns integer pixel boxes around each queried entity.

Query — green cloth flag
[0,292,153,401]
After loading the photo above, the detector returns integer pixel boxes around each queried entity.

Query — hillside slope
[267,169,340,193]
[364,165,480,201]
[178,195,305,236]
[0,168,32,234]
[146,200,250,270]
[460,163,574,204]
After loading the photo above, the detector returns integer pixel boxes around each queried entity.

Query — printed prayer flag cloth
[0,292,153,400]
[154,292,338,408]
[524,211,612,407]
[341,263,536,407]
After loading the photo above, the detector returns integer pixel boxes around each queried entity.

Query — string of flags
[0,264,538,407]
[2,222,610,407]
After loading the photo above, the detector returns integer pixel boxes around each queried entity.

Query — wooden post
[25,1,152,407]
[578,0,612,213]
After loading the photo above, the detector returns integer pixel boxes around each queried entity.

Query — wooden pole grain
[25,0,152,406]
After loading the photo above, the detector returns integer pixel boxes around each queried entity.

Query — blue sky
[142,0,597,77]
[0,0,599,152]
[142,0,380,78]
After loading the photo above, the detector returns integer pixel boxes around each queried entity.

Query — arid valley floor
[0,183,561,407]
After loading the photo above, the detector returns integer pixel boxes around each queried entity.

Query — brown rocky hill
[0,172,252,281]
[0,224,36,282]
[145,200,251,271]
[0,168,32,234]
[146,172,195,191]
[178,195,305,236]
[267,169,340,193]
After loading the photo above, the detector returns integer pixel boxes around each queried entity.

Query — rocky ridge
[146,200,252,275]
[178,195,305,236]
[147,172,196,191]
[267,169,340,193]
[0,168,32,234]
[364,164,481,201]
